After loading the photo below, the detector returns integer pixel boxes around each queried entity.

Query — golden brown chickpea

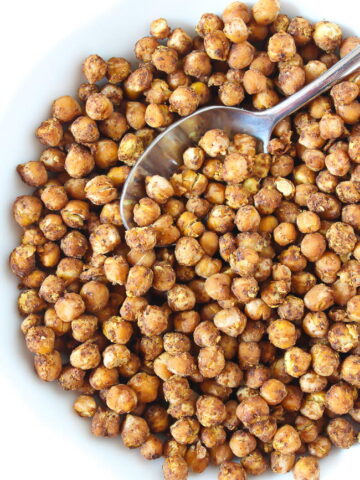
[151,46,178,74]
[303,283,334,312]
[302,312,329,339]
[308,436,332,459]
[54,293,85,323]
[304,60,327,84]
[25,325,55,355]
[140,434,163,461]
[267,320,296,349]
[327,417,356,449]
[36,118,63,147]
[260,379,287,406]
[170,416,200,445]
[168,284,196,312]
[89,364,119,390]
[268,32,296,62]
[270,451,295,474]
[228,41,255,69]
[82,54,107,83]
[198,345,226,378]
[17,161,48,188]
[293,456,320,480]
[70,342,101,370]
[313,21,342,52]
[252,0,280,25]
[341,355,360,388]
[210,442,234,466]
[38,275,65,304]
[166,28,193,56]
[311,343,339,377]
[241,449,267,475]
[34,350,62,382]
[326,221,357,255]
[203,30,230,61]
[64,144,95,179]
[37,242,61,268]
[40,185,68,211]
[10,244,36,279]
[284,347,312,378]
[163,456,188,480]
[84,93,113,121]
[272,424,301,454]
[121,414,150,448]
[218,461,247,480]
[325,381,354,415]
[104,56,130,83]
[78,82,99,102]
[60,230,88,258]
[73,394,97,418]
[91,406,120,437]
[105,384,138,414]
[196,395,227,427]
[39,214,67,242]
[13,195,43,228]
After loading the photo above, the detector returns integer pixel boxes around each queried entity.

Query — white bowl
[0,1,359,479]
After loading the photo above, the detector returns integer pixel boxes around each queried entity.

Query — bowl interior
[0,1,358,478]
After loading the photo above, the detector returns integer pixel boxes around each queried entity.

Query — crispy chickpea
[341,355,360,387]
[54,293,85,323]
[260,379,287,406]
[151,46,178,75]
[164,28,192,57]
[82,54,107,83]
[228,41,255,69]
[313,21,342,52]
[241,450,267,476]
[293,456,320,480]
[70,342,101,370]
[284,347,312,378]
[25,326,55,355]
[34,351,62,381]
[121,414,150,448]
[37,242,61,268]
[327,417,356,448]
[13,195,42,228]
[36,118,63,147]
[308,436,331,459]
[140,435,163,461]
[270,451,295,474]
[303,284,334,312]
[268,33,296,62]
[168,284,196,311]
[105,384,138,414]
[325,381,354,414]
[268,320,296,349]
[311,344,339,377]
[196,395,227,427]
[163,456,188,480]
[105,56,130,83]
[272,424,301,455]
[91,407,120,437]
[61,200,90,230]
[218,461,246,480]
[326,222,357,255]
[73,395,97,418]
[198,346,226,378]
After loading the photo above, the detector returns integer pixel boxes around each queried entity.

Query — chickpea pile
[9,0,360,479]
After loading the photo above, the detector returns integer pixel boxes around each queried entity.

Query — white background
[0,0,359,479]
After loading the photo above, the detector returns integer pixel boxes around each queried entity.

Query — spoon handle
[268,44,360,125]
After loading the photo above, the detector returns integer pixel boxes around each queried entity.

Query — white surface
[0,0,358,479]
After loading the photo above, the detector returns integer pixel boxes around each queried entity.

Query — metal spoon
[121,45,360,229]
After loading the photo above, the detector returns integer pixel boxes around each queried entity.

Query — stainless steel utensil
[121,45,360,230]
